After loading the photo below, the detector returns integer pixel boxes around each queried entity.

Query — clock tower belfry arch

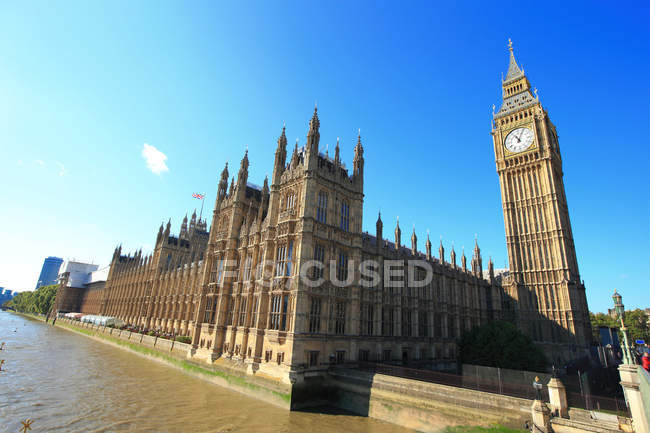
[491,40,591,362]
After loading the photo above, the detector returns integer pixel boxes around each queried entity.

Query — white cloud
[141,143,169,175]
[17,159,23,166]
[34,159,45,167]
[56,162,66,176]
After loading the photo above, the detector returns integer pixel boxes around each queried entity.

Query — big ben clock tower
[492,40,591,363]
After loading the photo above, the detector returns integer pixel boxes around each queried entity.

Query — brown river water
[0,311,414,432]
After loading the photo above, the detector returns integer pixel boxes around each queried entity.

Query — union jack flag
[192,193,205,200]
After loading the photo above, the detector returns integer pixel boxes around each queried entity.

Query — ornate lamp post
[612,289,634,365]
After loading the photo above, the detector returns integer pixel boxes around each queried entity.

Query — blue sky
[1,1,648,313]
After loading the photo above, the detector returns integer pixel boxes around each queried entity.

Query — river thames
[0,311,413,432]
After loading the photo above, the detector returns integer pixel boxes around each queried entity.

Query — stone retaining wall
[326,368,533,432]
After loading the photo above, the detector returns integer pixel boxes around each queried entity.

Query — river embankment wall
[23,313,535,432]
[324,368,532,431]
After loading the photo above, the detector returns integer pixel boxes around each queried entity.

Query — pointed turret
[353,129,364,187]
[307,106,320,151]
[156,222,164,244]
[290,139,300,169]
[488,256,495,283]
[376,212,383,252]
[237,150,249,188]
[189,210,196,235]
[439,238,445,263]
[257,175,270,222]
[262,175,269,194]
[450,243,456,268]
[305,105,320,170]
[112,245,121,262]
[164,219,171,237]
[425,232,432,261]
[411,226,418,256]
[272,124,287,185]
[471,237,483,277]
[180,213,188,239]
[395,217,401,250]
[461,247,467,271]
[217,162,229,201]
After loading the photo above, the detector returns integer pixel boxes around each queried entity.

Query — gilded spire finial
[504,39,524,82]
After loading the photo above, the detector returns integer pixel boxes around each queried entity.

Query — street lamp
[612,289,634,365]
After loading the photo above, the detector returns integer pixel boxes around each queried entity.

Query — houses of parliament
[55,42,592,383]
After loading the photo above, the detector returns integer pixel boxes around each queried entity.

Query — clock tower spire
[492,40,591,363]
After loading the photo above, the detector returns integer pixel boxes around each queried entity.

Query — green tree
[459,321,548,372]
[4,285,59,315]
[591,310,650,345]
[590,312,617,341]
[622,309,650,344]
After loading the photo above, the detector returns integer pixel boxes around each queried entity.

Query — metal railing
[347,361,547,400]
[340,361,630,417]
[567,391,629,417]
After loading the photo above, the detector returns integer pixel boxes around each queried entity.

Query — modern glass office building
[36,256,64,288]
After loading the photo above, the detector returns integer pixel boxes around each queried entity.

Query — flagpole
[199,193,205,221]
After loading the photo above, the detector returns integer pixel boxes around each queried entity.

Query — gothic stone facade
[98,213,208,337]
[59,43,591,383]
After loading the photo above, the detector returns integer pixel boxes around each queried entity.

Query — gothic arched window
[317,191,327,223]
[285,191,296,210]
[340,201,350,231]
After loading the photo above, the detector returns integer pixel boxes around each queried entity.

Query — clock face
[504,127,534,153]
